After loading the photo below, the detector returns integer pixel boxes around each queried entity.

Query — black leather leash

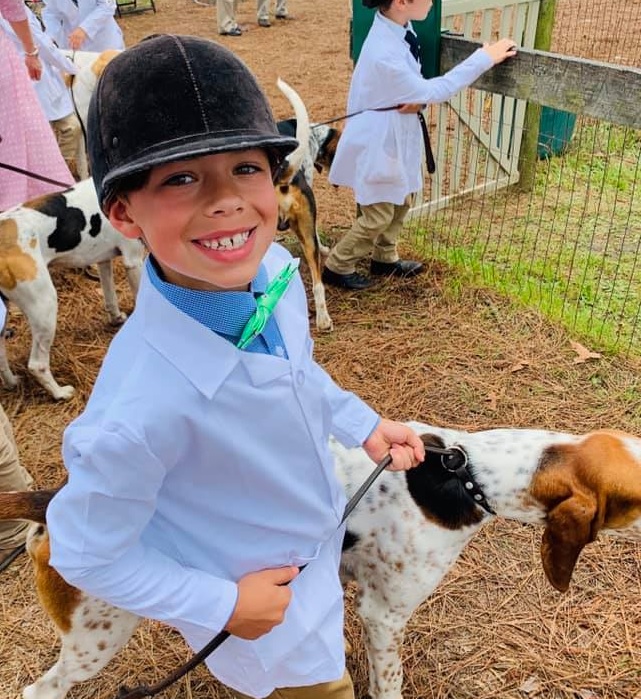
[312,105,436,175]
[114,452,393,699]
[0,160,72,189]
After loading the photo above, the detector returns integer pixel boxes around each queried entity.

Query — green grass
[410,120,641,356]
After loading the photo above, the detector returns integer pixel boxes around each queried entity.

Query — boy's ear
[107,198,143,240]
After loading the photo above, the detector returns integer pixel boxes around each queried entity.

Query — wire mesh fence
[409,0,641,357]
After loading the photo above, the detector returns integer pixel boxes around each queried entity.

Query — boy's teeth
[200,231,250,250]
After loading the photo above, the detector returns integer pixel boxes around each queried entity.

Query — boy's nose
[206,190,245,217]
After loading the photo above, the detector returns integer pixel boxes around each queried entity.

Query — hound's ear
[314,162,323,173]
[540,489,598,592]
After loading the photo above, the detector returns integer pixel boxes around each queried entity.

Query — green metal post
[517,0,557,191]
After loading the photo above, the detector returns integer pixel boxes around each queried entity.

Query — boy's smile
[108,149,279,292]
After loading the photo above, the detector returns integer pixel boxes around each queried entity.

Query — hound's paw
[52,385,75,401]
[0,373,20,390]
[108,311,128,326]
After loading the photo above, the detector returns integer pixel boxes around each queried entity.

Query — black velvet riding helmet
[88,34,298,209]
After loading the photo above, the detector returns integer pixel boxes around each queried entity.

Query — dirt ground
[2,1,641,698]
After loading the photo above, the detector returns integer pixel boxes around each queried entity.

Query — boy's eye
[162,172,196,186]
[234,162,264,175]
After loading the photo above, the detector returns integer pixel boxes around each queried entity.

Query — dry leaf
[577,690,599,699]
[485,391,498,410]
[510,360,531,372]
[352,362,365,378]
[570,340,602,363]
[519,675,541,694]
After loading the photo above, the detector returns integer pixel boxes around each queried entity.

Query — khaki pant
[218,0,289,30]
[230,671,354,699]
[217,0,239,32]
[324,199,411,275]
[0,404,33,550]
[51,112,82,180]
[257,0,289,20]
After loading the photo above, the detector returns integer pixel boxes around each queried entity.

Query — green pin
[236,261,299,350]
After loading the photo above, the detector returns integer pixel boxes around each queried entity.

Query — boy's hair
[362,0,393,9]
[87,34,298,210]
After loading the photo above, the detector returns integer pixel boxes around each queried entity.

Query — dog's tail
[276,78,311,180]
[0,489,59,525]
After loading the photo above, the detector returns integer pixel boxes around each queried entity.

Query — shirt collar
[145,256,269,339]
[376,10,413,39]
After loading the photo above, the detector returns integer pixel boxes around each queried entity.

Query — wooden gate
[410,0,540,217]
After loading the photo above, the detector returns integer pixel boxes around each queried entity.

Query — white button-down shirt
[42,0,124,51]
[329,12,493,206]
[47,243,379,697]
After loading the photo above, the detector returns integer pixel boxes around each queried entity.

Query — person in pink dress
[0,0,73,212]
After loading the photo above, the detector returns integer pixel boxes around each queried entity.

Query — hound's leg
[96,260,127,325]
[294,209,333,332]
[22,605,139,699]
[23,525,140,699]
[0,311,19,389]
[21,275,74,400]
[357,588,412,699]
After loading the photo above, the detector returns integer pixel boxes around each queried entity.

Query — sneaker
[220,26,242,36]
[322,267,375,290]
[370,259,424,278]
[258,17,271,26]
[275,13,294,19]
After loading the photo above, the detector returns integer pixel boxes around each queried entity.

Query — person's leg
[0,405,33,551]
[257,0,271,23]
[51,113,82,181]
[371,199,411,264]
[275,0,290,18]
[217,0,241,34]
[370,196,424,277]
[230,671,355,699]
[325,202,396,275]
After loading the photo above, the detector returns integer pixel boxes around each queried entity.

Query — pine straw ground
[2,1,641,698]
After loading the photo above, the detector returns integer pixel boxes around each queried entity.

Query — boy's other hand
[482,37,518,65]
[363,418,425,472]
[226,566,299,640]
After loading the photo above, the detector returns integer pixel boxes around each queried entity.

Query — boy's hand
[482,37,517,65]
[363,418,425,472]
[68,27,88,50]
[225,566,299,640]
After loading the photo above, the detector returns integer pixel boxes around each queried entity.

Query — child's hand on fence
[482,38,518,65]
[225,566,299,640]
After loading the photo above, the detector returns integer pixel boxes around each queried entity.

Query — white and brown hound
[2,422,641,699]
[0,179,144,401]
[275,79,340,332]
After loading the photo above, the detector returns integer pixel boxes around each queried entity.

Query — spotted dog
[62,49,121,179]
[3,423,641,699]
[0,179,144,401]
[275,79,341,332]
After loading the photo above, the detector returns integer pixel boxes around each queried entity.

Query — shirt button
[296,371,305,387]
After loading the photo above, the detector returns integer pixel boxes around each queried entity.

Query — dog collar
[439,446,496,515]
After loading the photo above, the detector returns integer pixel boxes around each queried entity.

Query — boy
[46,35,425,699]
[323,0,517,290]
